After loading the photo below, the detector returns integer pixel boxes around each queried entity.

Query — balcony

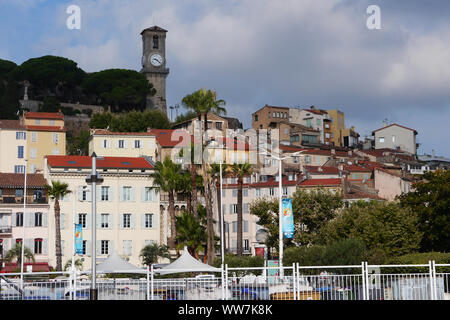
[0,226,12,234]
[0,196,47,205]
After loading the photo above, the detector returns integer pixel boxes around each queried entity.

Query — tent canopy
[154,247,222,275]
[90,251,146,273]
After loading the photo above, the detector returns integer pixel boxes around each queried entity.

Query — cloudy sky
[1,0,449,156]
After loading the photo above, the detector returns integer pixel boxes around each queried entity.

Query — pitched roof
[148,128,191,147]
[0,173,47,188]
[91,129,155,137]
[26,125,66,132]
[141,26,168,34]
[298,178,342,187]
[372,123,418,135]
[0,119,25,130]
[46,155,154,169]
[343,165,372,172]
[251,176,300,188]
[304,166,341,174]
[25,112,64,120]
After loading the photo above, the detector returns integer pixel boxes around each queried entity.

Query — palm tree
[5,243,35,269]
[151,157,182,249]
[175,210,207,259]
[231,163,252,256]
[64,258,83,271]
[45,180,71,271]
[182,88,226,265]
[140,243,171,266]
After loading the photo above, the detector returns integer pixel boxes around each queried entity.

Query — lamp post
[20,159,28,297]
[85,153,103,300]
[259,148,305,277]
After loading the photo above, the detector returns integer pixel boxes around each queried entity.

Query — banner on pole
[74,223,83,254]
[282,198,294,239]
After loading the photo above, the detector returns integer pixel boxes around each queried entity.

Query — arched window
[153,35,159,49]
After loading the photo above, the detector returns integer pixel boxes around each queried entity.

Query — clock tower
[140,26,170,114]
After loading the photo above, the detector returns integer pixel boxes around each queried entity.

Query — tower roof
[141,26,168,34]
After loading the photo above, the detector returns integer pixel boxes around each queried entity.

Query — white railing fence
[1,261,449,300]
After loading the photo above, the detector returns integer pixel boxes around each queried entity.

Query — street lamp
[259,148,305,277]
[220,160,224,265]
[20,158,28,297]
[85,153,103,300]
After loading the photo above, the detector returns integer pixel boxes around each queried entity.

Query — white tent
[90,251,146,274]
[154,247,222,275]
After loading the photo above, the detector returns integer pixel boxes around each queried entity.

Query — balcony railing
[0,226,12,234]
[0,196,48,204]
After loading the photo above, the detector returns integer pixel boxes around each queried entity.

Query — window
[49,120,55,126]
[15,189,23,197]
[244,220,249,233]
[255,189,261,197]
[325,133,330,139]
[31,132,37,142]
[392,135,396,142]
[284,128,289,135]
[305,155,312,164]
[79,214,87,228]
[134,140,141,148]
[153,35,159,49]
[34,238,43,254]
[82,240,87,255]
[101,186,109,201]
[145,214,153,228]
[103,139,108,148]
[216,122,222,130]
[283,187,288,196]
[123,240,132,256]
[254,115,258,122]
[306,119,312,128]
[243,189,248,197]
[35,212,42,227]
[277,112,280,118]
[232,221,237,233]
[101,240,109,255]
[144,187,153,201]
[30,148,37,159]
[232,204,238,214]
[16,212,23,227]
[52,133,59,144]
[273,112,276,118]
[244,239,250,251]
[325,123,330,129]
[16,132,26,140]
[232,189,237,197]
[35,119,41,125]
[123,214,131,228]
[270,188,275,196]
[0,189,2,197]
[317,119,321,126]
[122,187,131,201]
[101,214,109,228]
[81,187,89,201]
[379,137,385,143]
[118,140,125,148]
[18,146,24,159]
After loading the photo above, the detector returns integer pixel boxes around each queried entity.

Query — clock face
[150,53,163,67]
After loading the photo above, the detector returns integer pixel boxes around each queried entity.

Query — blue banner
[74,224,83,255]
[282,198,294,239]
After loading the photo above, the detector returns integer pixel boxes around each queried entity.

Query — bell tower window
[153,35,159,49]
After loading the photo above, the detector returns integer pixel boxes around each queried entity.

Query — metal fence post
[364,262,370,300]
[296,263,300,300]
[146,265,150,301]
[292,263,297,300]
[432,260,438,300]
[428,260,434,300]
[150,264,154,300]
[225,264,229,300]
[361,261,366,301]
[74,269,77,301]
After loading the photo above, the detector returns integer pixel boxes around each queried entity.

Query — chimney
[382,119,388,127]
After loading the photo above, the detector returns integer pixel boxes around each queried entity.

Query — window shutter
[43,239,48,254]
[43,213,48,227]
[97,186,101,201]
[222,204,226,215]
[86,213,91,229]
[87,186,92,202]
[60,213,65,230]
[119,187,124,202]
[141,187,145,202]
[97,214,101,229]
[124,140,128,149]
[131,188,136,202]
[109,214,114,230]
[153,214,158,230]
[109,240,114,254]
[4,238,9,251]
[153,188,159,199]
[244,220,249,233]
[25,239,33,251]
[229,204,232,214]
[96,241,101,255]
[78,186,83,201]
[244,203,249,214]
[86,241,91,257]
[141,214,146,229]
[108,187,114,202]
[61,240,65,257]
[131,214,136,229]
[119,214,123,229]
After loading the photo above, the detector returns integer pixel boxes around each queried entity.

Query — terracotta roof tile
[298,178,342,187]
[0,120,25,130]
[26,125,66,132]
[46,155,153,169]
[0,173,47,188]
[372,123,418,135]
[25,112,64,120]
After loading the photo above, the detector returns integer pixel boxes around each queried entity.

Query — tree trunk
[168,191,176,249]
[237,177,243,256]
[190,164,198,219]
[54,199,63,271]
[203,112,215,265]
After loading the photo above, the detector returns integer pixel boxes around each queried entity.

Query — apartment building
[0,120,27,174]
[0,173,50,265]
[24,112,66,173]
[43,155,160,269]
[88,129,157,161]
[372,123,418,155]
